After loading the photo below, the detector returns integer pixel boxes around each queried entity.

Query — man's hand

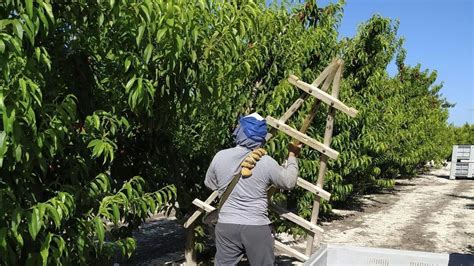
[288,143,302,157]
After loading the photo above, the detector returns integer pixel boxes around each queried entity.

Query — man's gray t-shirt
[204,145,298,225]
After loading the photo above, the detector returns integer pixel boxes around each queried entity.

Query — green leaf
[0,19,12,30]
[12,21,24,40]
[35,47,41,61]
[165,18,174,27]
[176,36,183,51]
[124,57,131,72]
[14,144,21,162]
[40,2,54,22]
[0,131,7,168]
[98,13,104,27]
[244,61,250,74]
[93,114,100,129]
[26,0,34,17]
[45,205,60,229]
[53,236,65,258]
[28,208,41,241]
[40,233,52,266]
[19,78,27,97]
[0,227,7,257]
[0,40,5,54]
[136,24,145,47]
[140,5,151,22]
[87,139,100,149]
[112,204,120,224]
[94,217,104,250]
[125,77,136,92]
[21,15,35,46]
[37,8,49,31]
[156,28,166,42]
[144,43,153,64]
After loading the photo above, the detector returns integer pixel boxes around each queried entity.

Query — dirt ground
[123,164,474,265]
[289,164,474,256]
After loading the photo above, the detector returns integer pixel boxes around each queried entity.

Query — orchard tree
[0,0,453,263]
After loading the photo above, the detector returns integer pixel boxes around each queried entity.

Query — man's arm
[268,144,301,190]
[269,156,298,190]
[204,156,218,191]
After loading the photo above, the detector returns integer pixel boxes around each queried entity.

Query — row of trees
[0,0,463,264]
[450,124,474,146]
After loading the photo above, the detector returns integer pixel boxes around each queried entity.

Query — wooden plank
[288,75,358,118]
[192,198,216,213]
[184,191,219,228]
[265,94,309,141]
[282,60,339,130]
[311,59,339,86]
[297,178,331,201]
[266,116,339,160]
[274,240,309,262]
[292,63,339,146]
[280,94,309,123]
[269,203,323,234]
[185,224,197,266]
[305,63,343,256]
[266,60,340,142]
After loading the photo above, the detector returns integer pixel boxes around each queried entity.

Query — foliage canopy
[0,0,454,263]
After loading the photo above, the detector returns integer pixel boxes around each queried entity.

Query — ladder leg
[305,156,329,255]
[266,59,340,142]
[311,59,340,86]
[185,224,197,266]
[305,63,343,255]
[293,64,339,144]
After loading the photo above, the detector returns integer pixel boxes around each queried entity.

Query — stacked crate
[449,145,474,179]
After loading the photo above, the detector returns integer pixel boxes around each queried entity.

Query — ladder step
[274,240,309,262]
[288,75,358,118]
[184,191,219,228]
[297,178,331,201]
[266,116,339,160]
[269,203,324,234]
[192,198,216,213]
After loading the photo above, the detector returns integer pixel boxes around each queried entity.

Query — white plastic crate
[450,145,474,179]
[304,244,449,266]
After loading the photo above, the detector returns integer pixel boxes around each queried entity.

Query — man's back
[205,146,299,225]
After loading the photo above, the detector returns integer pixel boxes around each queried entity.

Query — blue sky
[274,0,474,126]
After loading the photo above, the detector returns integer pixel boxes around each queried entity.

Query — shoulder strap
[217,170,241,211]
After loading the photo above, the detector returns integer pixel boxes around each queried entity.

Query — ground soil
[122,164,474,265]
[292,164,474,256]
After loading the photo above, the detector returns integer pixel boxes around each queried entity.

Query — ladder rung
[274,240,309,262]
[184,191,219,228]
[297,178,331,201]
[266,116,339,160]
[192,198,216,213]
[269,203,323,234]
[288,75,358,118]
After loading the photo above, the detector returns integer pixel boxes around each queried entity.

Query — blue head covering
[233,113,267,149]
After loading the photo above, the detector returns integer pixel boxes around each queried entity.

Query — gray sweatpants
[214,223,275,266]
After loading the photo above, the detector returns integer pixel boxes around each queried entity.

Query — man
[205,113,300,265]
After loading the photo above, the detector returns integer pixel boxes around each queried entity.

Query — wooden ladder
[183,59,358,264]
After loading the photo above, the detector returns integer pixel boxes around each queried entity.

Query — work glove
[288,143,302,157]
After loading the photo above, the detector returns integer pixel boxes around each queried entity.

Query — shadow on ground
[449,253,474,266]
